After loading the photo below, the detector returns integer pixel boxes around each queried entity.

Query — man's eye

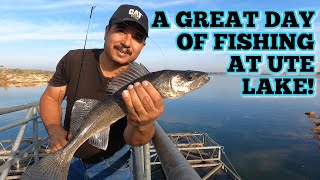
[133,35,143,43]
[117,29,125,33]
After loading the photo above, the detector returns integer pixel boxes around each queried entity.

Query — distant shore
[0,68,53,87]
[0,68,319,87]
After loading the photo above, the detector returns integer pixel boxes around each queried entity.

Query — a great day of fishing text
[151,10,317,97]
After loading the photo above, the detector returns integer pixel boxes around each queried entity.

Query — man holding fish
[40,4,164,179]
[22,3,209,180]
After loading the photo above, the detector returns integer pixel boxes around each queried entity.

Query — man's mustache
[114,45,132,55]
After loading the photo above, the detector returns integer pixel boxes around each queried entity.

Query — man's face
[104,22,146,65]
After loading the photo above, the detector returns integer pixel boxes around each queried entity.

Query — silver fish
[70,62,149,150]
[21,70,210,180]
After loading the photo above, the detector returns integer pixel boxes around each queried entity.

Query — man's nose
[120,34,132,48]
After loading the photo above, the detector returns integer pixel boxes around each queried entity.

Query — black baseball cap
[109,4,149,37]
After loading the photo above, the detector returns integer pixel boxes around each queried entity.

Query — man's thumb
[67,132,73,141]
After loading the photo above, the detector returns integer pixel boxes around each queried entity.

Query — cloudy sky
[0,0,319,72]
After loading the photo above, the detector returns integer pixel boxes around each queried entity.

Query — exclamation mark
[308,78,314,95]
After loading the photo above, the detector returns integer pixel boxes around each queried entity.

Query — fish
[21,69,210,180]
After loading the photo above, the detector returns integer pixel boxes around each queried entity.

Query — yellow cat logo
[129,9,143,20]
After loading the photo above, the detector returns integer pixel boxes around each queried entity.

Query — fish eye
[187,74,194,81]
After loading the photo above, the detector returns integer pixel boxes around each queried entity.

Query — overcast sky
[0,0,319,72]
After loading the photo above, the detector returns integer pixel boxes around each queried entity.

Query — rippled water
[1,76,320,179]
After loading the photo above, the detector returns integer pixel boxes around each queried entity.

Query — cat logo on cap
[128,9,143,20]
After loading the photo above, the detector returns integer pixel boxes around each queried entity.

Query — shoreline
[0,68,53,87]
[1,68,319,87]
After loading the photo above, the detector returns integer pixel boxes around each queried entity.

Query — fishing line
[121,21,165,56]
[146,35,165,57]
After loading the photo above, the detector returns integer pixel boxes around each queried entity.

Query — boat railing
[0,102,44,180]
[0,102,202,180]
[150,131,241,179]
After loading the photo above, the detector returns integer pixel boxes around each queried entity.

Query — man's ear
[104,25,110,40]
[105,25,110,32]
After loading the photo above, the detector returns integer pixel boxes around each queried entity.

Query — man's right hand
[40,85,68,153]
[49,126,72,153]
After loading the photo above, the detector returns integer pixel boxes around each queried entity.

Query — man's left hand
[122,80,164,128]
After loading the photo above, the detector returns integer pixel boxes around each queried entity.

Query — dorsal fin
[106,62,149,94]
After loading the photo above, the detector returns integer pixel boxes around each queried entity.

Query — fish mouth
[197,72,210,85]
[188,72,210,92]
[202,73,210,83]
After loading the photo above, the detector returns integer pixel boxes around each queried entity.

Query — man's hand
[122,80,164,146]
[122,80,164,128]
[40,85,69,152]
[48,126,72,153]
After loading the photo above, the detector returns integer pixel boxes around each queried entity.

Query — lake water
[1,76,320,180]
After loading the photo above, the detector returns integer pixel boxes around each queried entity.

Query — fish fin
[69,98,100,136]
[106,62,150,93]
[87,63,149,149]
[21,150,71,180]
[88,126,110,150]
[70,98,111,150]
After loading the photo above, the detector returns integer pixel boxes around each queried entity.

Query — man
[40,4,164,179]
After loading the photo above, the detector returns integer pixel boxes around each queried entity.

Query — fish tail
[21,149,72,180]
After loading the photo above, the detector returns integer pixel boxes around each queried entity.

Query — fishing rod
[73,5,96,101]
[64,6,96,140]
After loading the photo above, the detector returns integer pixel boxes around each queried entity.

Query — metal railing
[152,123,202,180]
[0,102,43,180]
[0,102,237,180]
[132,144,151,180]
